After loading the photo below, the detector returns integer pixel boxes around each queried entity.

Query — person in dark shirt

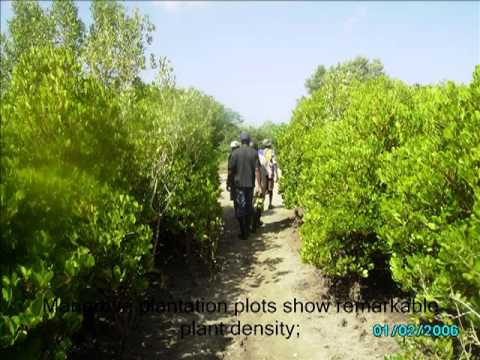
[228,132,261,240]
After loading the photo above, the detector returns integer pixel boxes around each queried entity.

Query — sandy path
[127,174,405,360]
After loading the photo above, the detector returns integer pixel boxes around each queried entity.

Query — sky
[1,1,479,125]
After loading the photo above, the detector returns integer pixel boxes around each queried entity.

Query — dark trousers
[234,187,254,238]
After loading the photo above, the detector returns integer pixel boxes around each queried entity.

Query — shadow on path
[125,195,280,359]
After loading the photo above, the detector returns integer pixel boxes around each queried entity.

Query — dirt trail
[127,174,405,360]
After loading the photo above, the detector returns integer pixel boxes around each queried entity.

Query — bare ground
[126,174,406,360]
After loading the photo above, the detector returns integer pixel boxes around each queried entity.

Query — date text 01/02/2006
[372,323,459,337]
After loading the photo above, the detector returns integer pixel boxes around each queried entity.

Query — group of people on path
[226,131,278,240]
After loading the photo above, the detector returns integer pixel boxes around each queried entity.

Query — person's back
[228,132,261,240]
[264,147,275,177]
[262,139,278,209]
[252,147,269,231]
[230,145,259,188]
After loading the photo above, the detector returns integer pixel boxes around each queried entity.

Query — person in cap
[227,141,240,202]
[228,132,261,239]
[262,138,278,209]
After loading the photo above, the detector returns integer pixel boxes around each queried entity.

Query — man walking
[262,139,278,209]
[253,143,269,231]
[228,132,261,240]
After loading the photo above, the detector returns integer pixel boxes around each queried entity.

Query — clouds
[153,1,210,13]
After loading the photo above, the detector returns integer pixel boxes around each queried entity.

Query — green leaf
[30,295,44,317]
[2,287,12,303]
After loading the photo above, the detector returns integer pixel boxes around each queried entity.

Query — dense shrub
[0,46,152,357]
[380,69,480,358]
[0,44,225,358]
[278,65,480,357]
[279,76,413,277]
[133,85,223,260]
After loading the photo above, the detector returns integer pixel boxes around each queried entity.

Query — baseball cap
[240,131,250,142]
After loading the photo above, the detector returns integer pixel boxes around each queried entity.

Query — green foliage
[245,120,286,147]
[305,56,385,95]
[305,65,326,95]
[82,0,154,88]
[0,45,151,356]
[277,71,357,208]
[51,0,85,52]
[216,108,244,153]
[216,113,285,158]
[1,0,85,96]
[132,84,223,260]
[281,76,410,276]
[279,64,480,357]
[8,0,54,60]
[379,68,480,359]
